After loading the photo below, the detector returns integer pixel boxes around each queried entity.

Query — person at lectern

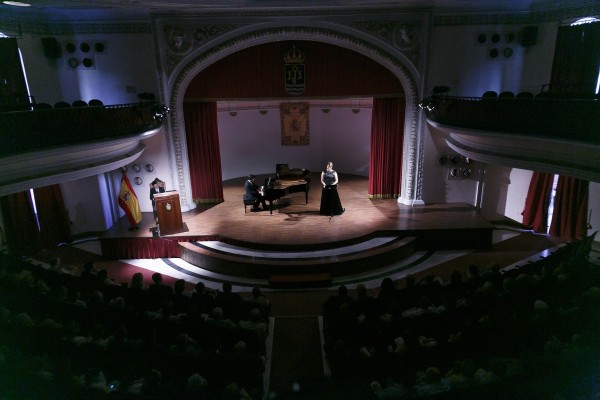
[244,174,267,212]
[149,178,166,210]
[320,161,345,216]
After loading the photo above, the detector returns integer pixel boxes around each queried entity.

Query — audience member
[191,281,215,316]
[172,278,190,315]
[147,272,173,311]
[244,286,271,320]
[215,281,244,322]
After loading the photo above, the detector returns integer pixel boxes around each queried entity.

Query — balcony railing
[420,94,600,144]
[0,102,168,156]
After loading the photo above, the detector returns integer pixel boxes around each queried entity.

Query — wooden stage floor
[102,173,494,249]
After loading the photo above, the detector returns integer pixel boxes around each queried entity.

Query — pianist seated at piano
[244,174,268,212]
[276,163,310,179]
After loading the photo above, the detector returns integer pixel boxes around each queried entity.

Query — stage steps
[178,235,419,287]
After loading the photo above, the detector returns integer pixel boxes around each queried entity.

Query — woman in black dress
[320,161,345,216]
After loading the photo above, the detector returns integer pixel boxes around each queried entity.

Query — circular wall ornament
[68,57,79,68]
[503,48,513,58]
[392,24,416,49]
[490,48,499,58]
[132,164,141,172]
[145,164,154,172]
[65,42,76,53]
[491,33,501,43]
[167,28,192,53]
[477,33,487,44]
[505,33,516,43]
[82,58,94,68]
[80,42,90,52]
[134,177,143,185]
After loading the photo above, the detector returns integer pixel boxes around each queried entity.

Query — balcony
[0,102,168,196]
[420,93,600,182]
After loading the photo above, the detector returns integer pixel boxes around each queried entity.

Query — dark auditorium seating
[33,102,53,110]
[88,98,104,106]
[516,91,534,100]
[72,100,88,107]
[54,101,71,108]
[498,91,515,100]
[481,90,497,100]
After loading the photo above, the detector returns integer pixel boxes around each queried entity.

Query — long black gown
[319,169,345,216]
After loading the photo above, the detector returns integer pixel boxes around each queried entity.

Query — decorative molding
[434,4,600,26]
[161,23,241,76]
[350,20,422,81]
[0,18,151,36]
[428,121,600,183]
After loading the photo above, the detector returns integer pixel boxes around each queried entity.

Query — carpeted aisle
[268,316,324,396]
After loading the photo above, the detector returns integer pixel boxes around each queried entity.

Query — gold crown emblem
[284,46,305,64]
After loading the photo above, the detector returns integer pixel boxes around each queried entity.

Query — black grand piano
[263,164,311,214]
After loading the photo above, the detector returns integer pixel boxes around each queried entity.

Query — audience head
[152,272,163,284]
[195,281,206,293]
[83,261,95,273]
[380,277,396,291]
[222,281,233,293]
[356,283,367,298]
[174,279,186,294]
[131,272,144,288]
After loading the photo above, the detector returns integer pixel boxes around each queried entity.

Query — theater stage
[100,173,495,261]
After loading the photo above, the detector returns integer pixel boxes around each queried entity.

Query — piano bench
[244,199,257,213]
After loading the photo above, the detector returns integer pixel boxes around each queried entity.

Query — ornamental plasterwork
[167,26,424,207]
[350,21,421,69]
[0,18,151,36]
[163,24,240,76]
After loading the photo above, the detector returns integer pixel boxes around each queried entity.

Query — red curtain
[183,102,224,204]
[368,97,405,199]
[0,191,40,254]
[549,176,589,240]
[522,171,554,233]
[34,184,72,248]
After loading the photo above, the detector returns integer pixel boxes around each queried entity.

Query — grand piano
[263,164,311,214]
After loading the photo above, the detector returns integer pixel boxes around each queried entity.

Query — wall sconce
[351,108,360,114]
[259,109,268,115]
[321,108,330,113]
[229,111,237,117]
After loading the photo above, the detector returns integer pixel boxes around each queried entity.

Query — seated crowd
[0,234,598,400]
[0,253,270,400]
[323,237,600,399]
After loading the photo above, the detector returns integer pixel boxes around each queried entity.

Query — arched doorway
[162,26,424,211]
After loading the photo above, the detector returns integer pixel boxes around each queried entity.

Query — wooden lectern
[153,191,185,235]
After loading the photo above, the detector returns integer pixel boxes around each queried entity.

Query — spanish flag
[118,170,142,227]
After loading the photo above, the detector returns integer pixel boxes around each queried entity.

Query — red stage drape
[34,184,72,248]
[549,176,589,240]
[183,102,224,204]
[522,171,555,233]
[368,97,405,199]
[0,191,40,254]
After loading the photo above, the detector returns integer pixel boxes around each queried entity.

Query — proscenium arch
[166,26,424,211]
